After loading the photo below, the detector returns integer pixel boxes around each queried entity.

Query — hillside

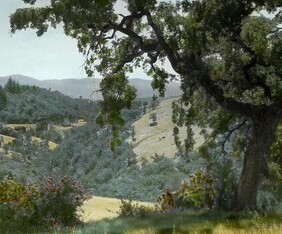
[0,82,98,124]
[130,98,204,162]
[0,75,181,99]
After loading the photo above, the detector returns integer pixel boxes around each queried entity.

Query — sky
[0,0,150,80]
[0,0,90,80]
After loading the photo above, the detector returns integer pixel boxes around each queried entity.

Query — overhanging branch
[220,119,248,154]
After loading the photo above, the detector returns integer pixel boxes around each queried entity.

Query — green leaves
[241,16,271,57]
[96,71,136,149]
[10,0,282,159]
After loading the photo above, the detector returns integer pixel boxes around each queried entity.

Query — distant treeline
[0,77,99,124]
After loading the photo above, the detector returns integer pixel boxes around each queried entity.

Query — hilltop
[0,74,181,99]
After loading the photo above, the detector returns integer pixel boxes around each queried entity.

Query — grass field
[79,196,154,222]
[70,209,282,234]
[73,197,282,234]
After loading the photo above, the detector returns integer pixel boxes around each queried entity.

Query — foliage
[0,86,7,110]
[0,176,85,233]
[9,0,282,210]
[73,210,282,234]
[35,176,85,227]
[176,170,217,209]
[118,199,155,218]
[0,178,39,232]
[0,126,19,138]
[4,77,37,94]
[157,170,217,211]
[151,94,160,110]
[0,94,190,202]
[0,79,99,124]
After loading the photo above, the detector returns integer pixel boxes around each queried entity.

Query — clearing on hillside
[79,196,154,222]
[130,98,204,162]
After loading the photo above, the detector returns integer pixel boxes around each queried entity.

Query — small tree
[151,94,159,110]
[149,113,157,126]
[131,125,136,141]
[142,101,148,114]
[0,86,7,110]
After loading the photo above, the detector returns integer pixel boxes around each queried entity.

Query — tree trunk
[235,116,277,210]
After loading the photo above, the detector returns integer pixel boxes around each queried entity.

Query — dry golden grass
[52,125,73,131]
[131,98,204,162]
[48,141,58,150]
[0,134,16,144]
[79,196,154,222]
[6,124,36,130]
[31,136,58,150]
[52,120,87,131]
[0,134,57,152]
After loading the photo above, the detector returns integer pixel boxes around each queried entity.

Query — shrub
[36,176,85,227]
[157,170,217,211]
[14,126,27,132]
[0,127,18,138]
[0,176,85,232]
[118,199,155,218]
[0,178,39,232]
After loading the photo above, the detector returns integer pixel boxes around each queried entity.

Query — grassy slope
[0,132,58,151]
[0,134,16,144]
[0,122,88,151]
[131,98,204,162]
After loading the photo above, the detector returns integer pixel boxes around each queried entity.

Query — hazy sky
[0,0,151,80]
[0,0,90,80]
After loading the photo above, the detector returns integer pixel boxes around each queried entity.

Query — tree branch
[232,37,273,99]
[194,57,254,117]
[113,49,144,73]
[141,9,181,73]
[220,119,248,154]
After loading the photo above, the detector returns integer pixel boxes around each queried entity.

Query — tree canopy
[10,0,282,210]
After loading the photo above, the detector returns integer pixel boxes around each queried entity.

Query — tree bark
[235,115,277,210]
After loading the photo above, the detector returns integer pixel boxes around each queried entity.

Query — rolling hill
[0,74,182,99]
[129,98,204,162]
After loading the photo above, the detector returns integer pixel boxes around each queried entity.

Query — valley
[0,78,280,234]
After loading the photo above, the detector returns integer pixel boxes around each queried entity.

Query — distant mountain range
[0,74,182,99]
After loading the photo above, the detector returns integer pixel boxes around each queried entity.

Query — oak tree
[10,0,282,210]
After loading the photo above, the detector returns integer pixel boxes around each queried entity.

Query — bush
[157,170,217,211]
[118,199,155,218]
[0,178,39,232]
[36,176,85,227]
[0,176,85,233]
[0,127,18,138]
